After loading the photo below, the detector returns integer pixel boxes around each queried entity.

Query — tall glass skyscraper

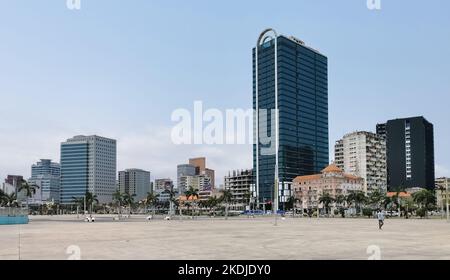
[60,135,117,204]
[253,29,329,209]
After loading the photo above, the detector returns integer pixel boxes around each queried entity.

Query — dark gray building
[253,29,328,209]
[378,117,435,190]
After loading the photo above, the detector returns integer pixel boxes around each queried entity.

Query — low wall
[0,215,29,225]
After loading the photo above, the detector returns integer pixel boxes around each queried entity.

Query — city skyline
[1,1,450,185]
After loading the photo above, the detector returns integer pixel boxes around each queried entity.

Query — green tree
[0,189,7,206]
[318,192,335,216]
[164,189,177,216]
[112,190,124,217]
[18,179,40,210]
[382,195,392,210]
[413,189,436,218]
[242,190,252,210]
[206,196,219,215]
[368,190,384,209]
[71,196,84,212]
[220,189,233,220]
[145,192,159,216]
[122,193,136,215]
[84,191,99,214]
[1,192,19,207]
[347,190,367,216]
[335,194,347,218]
[184,187,199,218]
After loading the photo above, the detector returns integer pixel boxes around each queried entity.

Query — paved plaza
[0,215,449,260]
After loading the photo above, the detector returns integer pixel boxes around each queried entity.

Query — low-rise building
[292,164,364,212]
[435,177,450,210]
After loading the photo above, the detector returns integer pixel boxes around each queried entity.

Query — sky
[1,0,449,186]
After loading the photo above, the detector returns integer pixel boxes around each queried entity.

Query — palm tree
[1,192,19,207]
[18,179,39,210]
[164,189,177,216]
[221,189,233,220]
[382,195,392,210]
[122,193,136,215]
[84,191,99,214]
[347,190,367,216]
[413,189,436,218]
[145,192,159,216]
[369,190,384,209]
[184,187,199,218]
[112,190,124,218]
[242,190,252,211]
[197,200,206,215]
[335,194,346,218]
[318,192,335,216]
[206,196,219,215]
[71,196,84,214]
[0,189,7,206]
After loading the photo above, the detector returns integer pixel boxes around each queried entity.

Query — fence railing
[0,207,28,216]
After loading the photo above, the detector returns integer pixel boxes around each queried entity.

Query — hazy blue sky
[1,0,449,184]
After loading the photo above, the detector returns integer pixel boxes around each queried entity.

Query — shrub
[339,208,346,218]
[416,207,427,218]
[362,208,374,218]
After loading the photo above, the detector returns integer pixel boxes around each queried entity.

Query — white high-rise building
[334,131,387,193]
[179,175,210,193]
[61,135,117,204]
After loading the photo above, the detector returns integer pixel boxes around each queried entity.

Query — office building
[118,169,151,201]
[224,169,253,211]
[177,164,196,193]
[376,123,387,139]
[28,159,61,204]
[379,117,435,190]
[31,159,60,177]
[253,29,329,209]
[334,131,387,193]
[189,157,215,188]
[60,135,117,204]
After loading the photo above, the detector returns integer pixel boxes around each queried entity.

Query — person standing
[377,210,385,230]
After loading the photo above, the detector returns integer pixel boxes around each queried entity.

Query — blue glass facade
[60,142,88,204]
[253,35,329,203]
[31,159,60,177]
